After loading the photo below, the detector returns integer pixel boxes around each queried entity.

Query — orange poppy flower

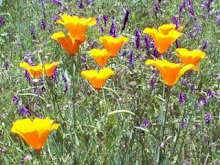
[176,48,205,67]
[99,36,129,57]
[11,117,60,151]
[81,68,115,90]
[56,14,96,40]
[90,49,111,67]
[145,59,196,87]
[19,62,59,78]
[51,31,86,56]
[143,24,183,54]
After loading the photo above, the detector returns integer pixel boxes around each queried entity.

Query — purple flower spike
[201,97,207,105]
[0,16,4,27]
[30,26,36,40]
[205,113,212,126]
[181,118,187,128]
[202,41,208,50]
[103,14,108,26]
[51,0,63,6]
[172,16,179,29]
[121,9,130,33]
[179,92,185,106]
[144,35,150,56]
[53,15,58,22]
[216,15,220,27]
[41,19,46,30]
[122,50,127,57]
[153,45,159,58]
[150,70,156,90]
[13,95,19,104]
[109,16,117,37]
[52,67,58,85]
[25,70,31,83]
[4,60,9,70]
[129,50,134,69]
[195,101,200,110]
[18,106,31,117]
[135,28,141,50]
[142,119,150,128]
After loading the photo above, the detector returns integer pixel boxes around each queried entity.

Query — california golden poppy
[81,68,115,90]
[90,49,111,67]
[99,36,128,57]
[11,117,60,151]
[176,48,205,67]
[145,60,196,87]
[51,31,85,55]
[143,24,183,54]
[56,14,96,40]
[19,62,59,78]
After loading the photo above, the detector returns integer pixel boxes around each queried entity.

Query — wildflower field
[0,0,219,164]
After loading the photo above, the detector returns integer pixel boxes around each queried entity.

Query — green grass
[0,0,219,164]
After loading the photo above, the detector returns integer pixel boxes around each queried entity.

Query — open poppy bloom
[145,59,196,87]
[11,117,60,151]
[90,49,111,67]
[56,14,96,40]
[176,48,205,67]
[20,62,59,78]
[99,36,129,57]
[51,31,86,55]
[143,24,183,54]
[81,68,115,90]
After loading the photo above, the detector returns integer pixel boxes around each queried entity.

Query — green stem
[157,86,171,164]
[37,151,44,165]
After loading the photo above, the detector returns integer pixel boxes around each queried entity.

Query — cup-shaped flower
[90,49,111,67]
[176,48,205,67]
[99,36,128,57]
[20,62,59,78]
[11,117,60,151]
[145,60,196,87]
[81,68,115,90]
[143,24,183,54]
[51,31,86,56]
[56,14,96,40]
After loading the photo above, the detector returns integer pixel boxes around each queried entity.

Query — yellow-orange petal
[43,62,59,77]
[90,49,111,67]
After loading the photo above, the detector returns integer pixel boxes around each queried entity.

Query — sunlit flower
[90,49,111,67]
[99,35,128,57]
[145,59,196,87]
[19,62,59,78]
[11,117,60,151]
[51,31,86,55]
[56,14,96,40]
[176,48,205,67]
[81,68,115,90]
[143,24,183,54]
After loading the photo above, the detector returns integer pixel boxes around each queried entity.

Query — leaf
[108,110,135,116]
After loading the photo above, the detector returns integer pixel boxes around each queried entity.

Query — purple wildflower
[4,60,9,70]
[204,113,212,126]
[121,9,130,33]
[100,26,104,33]
[153,45,159,58]
[62,73,67,83]
[109,16,117,37]
[172,16,179,29]
[122,50,127,57]
[24,155,32,162]
[142,119,150,128]
[179,92,185,106]
[13,95,19,104]
[51,0,63,6]
[195,123,200,130]
[90,41,97,49]
[135,28,141,50]
[194,24,202,32]
[182,78,187,86]
[25,70,31,83]
[188,0,195,17]
[41,19,46,30]
[216,15,220,27]
[207,89,214,98]
[30,26,36,40]
[96,16,100,24]
[154,3,160,12]
[150,70,157,90]
[18,106,31,117]
[103,14,108,26]
[0,16,3,27]
[129,50,134,69]
[201,97,207,105]
[181,118,187,128]
[52,67,58,85]
[0,147,7,153]
[202,41,208,50]
[144,35,150,56]
[195,101,200,110]
[53,15,58,22]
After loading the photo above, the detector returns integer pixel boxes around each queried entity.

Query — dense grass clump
[0,0,219,164]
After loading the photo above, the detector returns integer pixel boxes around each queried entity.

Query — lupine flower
[142,119,150,128]
[153,45,159,58]
[103,14,108,26]
[188,0,194,17]
[109,16,117,37]
[51,0,63,6]
[56,14,96,40]
[52,15,58,22]
[216,15,220,27]
[77,0,83,8]
[172,16,179,29]
[204,113,212,126]
[179,0,186,14]
[195,101,200,110]
[99,35,128,57]
[150,70,156,90]
[19,62,59,78]
[52,67,58,85]
[176,48,205,68]
[201,97,207,105]
[145,60,196,87]
[179,92,185,105]
[11,117,60,151]
[41,19,46,30]
[13,95,19,104]
[4,60,9,70]
[81,68,115,90]
[202,41,208,51]
[181,118,187,128]
[207,89,214,98]
[18,106,31,117]
[0,16,4,27]
[122,50,127,57]
[129,50,134,69]
[30,26,36,40]
[154,3,160,12]
[90,49,111,67]
[143,24,183,54]
[182,78,187,86]
[121,9,130,33]
[135,28,141,50]
[51,31,85,55]
[144,35,151,56]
